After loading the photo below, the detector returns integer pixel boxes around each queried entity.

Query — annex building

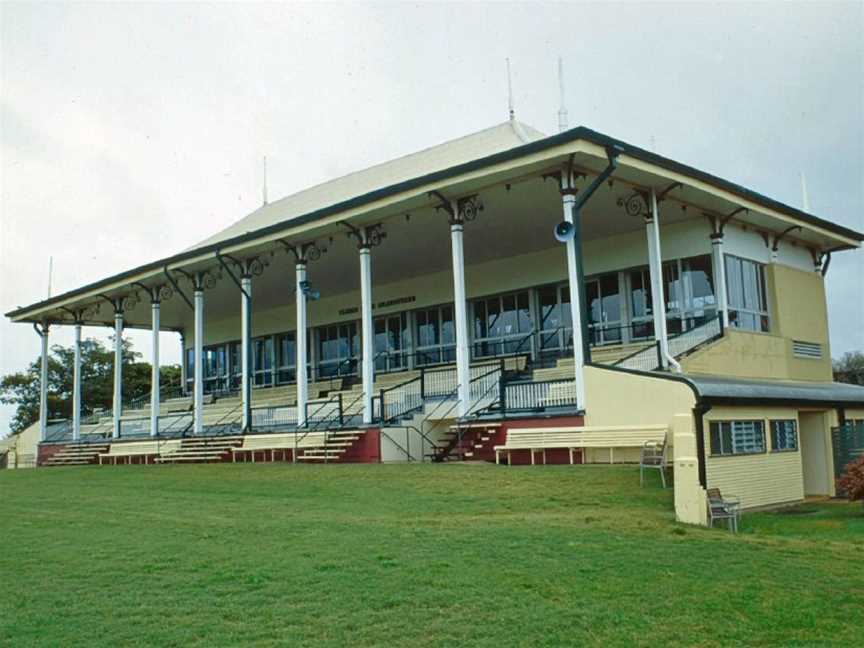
[5,119,864,526]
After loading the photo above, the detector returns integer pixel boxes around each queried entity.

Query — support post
[359,247,374,424]
[193,287,204,435]
[710,232,729,328]
[73,323,82,441]
[37,323,49,443]
[241,275,252,432]
[179,332,187,395]
[646,190,671,369]
[296,262,308,428]
[560,185,587,409]
[112,311,123,438]
[150,302,160,437]
[449,205,471,418]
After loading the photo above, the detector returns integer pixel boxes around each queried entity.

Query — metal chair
[639,439,668,488]
[707,487,741,533]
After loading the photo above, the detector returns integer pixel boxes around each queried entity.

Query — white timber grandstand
[5,116,864,526]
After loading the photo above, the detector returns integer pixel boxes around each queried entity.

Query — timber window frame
[769,419,799,453]
[709,420,767,457]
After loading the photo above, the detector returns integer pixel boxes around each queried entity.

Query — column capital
[343,222,386,250]
[280,239,325,264]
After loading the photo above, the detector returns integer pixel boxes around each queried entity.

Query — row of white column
[37,179,740,444]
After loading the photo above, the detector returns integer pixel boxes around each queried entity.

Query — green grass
[1,464,862,647]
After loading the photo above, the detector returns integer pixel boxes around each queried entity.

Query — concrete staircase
[154,437,243,464]
[429,422,504,462]
[41,443,110,467]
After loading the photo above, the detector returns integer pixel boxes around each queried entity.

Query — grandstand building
[6,119,864,525]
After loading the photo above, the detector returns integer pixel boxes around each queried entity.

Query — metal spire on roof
[800,170,811,212]
[506,58,515,121]
[263,156,269,206]
[557,57,568,133]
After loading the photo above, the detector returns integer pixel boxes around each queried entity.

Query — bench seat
[494,425,668,465]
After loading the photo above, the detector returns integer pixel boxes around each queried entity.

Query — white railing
[503,379,577,411]
[616,314,723,372]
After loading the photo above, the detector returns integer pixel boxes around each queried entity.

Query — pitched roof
[188,120,546,252]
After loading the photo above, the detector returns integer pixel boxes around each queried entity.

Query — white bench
[494,425,668,465]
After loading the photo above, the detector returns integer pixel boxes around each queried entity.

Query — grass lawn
[1,463,862,647]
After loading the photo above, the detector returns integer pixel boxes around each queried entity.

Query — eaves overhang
[7,125,863,323]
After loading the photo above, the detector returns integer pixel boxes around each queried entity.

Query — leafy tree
[833,351,864,386]
[1,337,181,436]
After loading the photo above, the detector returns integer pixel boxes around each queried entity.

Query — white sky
[1,1,863,436]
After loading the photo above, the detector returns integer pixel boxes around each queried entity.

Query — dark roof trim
[702,396,864,408]
[7,126,863,320]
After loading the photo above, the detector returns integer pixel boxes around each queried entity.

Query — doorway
[799,411,833,496]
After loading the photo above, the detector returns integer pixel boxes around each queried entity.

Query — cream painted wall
[583,365,696,433]
[723,223,814,272]
[704,405,804,509]
[683,255,833,382]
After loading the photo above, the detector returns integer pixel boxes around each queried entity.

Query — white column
[72,323,82,441]
[38,324,49,442]
[647,190,671,368]
[295,262,308,427]
[179,333,187,395]
[561,190,587,409]
[150,302,160,437]
[112,311,123,438]
[359,247,374,424]
[449,213,471,417]
[711,233,729,327]
[241,275,252,431]
[193,288,204,434]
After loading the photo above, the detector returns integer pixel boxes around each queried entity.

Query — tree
[1,337,181,436]
[833,351,864,386]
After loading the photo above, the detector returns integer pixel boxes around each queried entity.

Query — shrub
[837,455,864,508]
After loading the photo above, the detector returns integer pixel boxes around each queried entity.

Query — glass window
[374,314,408,372]
[709,420,766,456]
[276,332,296,383]
[725,255,770,333]
[770,420,798,452]
[472,291,533,358]
[682,255,716,327]
[416,305,456,365]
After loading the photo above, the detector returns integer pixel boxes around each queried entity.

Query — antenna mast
[47,256,53,298]
[506,58,515,121]
[557,57,568,133]
[800,171,811,212]
[262,155,269,206]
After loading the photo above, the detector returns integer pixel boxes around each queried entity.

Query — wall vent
[792,340,822,359]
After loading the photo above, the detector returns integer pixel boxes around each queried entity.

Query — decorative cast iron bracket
[342,222,386,250]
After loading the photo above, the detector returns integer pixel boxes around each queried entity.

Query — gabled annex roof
[188,120,547,252]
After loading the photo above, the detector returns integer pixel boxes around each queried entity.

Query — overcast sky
[1,1,863,436]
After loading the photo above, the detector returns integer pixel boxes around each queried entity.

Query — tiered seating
[296,430,364,462]
[231,431,321,462]
[41,443,109,467]
[154,437,243,463]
